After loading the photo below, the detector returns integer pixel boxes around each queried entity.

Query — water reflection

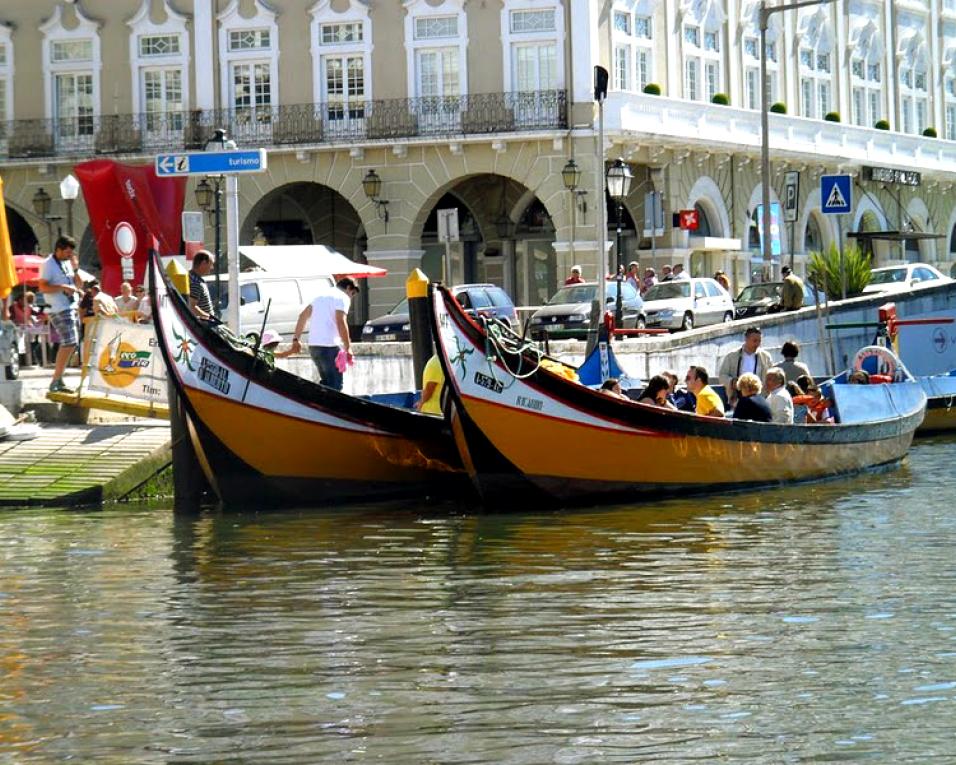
[0,441,954,762]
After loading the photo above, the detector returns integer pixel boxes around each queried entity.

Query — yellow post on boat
[407,268,431,388]
[165,258,189,296]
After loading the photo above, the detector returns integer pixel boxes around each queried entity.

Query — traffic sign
[437,208,459,243]
[821,174,852,215]
[678,209,699,231]
[783,171,800,222]
[155,149,268,177]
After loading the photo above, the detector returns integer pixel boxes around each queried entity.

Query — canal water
[2,438,955,763]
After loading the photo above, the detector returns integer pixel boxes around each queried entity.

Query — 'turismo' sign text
[866,166,921,187]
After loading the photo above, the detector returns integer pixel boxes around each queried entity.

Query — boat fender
[868,374,894,384]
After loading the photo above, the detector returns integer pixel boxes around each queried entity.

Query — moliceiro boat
[430,284,927,507]
[917,371,956,434]
[149,253,465,507]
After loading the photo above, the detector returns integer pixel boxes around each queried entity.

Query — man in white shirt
[718,326,774,405]
[291,277,359,391]
[764,367,794,424]
[671,263,690,280]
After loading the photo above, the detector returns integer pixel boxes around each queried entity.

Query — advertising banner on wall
[85,317,166,407]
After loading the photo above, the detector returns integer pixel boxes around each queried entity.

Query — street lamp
[760,0,837,277]
[31,187,62,251]
[200,128,236,315]
[561,158,588,216]
[606,158,633,332]
[59,174,80,238]
[362,169,390,227]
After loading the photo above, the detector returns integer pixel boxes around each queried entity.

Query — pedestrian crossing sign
[821,174,852,215]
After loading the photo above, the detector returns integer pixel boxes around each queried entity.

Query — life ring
[851,345,900,380]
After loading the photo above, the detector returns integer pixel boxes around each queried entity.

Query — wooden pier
[0,422,171,507]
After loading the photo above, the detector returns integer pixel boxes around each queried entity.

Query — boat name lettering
[516,395,543,411]
[474,371,504,394]
[198,357,232,395]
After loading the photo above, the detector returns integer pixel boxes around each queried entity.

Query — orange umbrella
[0,176,16,300]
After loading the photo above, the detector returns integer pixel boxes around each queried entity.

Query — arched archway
[4,206,39,254]
[241,181,369,321]
[412,174,558,305]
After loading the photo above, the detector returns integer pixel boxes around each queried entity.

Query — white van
[205,273,333,338]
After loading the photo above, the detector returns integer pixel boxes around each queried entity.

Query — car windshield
[736,284,782,302]
[547,285,597,305]
[644,282,691,301]
[388,298,409,316]
[870,268,907,284]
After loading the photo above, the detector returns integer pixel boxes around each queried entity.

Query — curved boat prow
[149,252,465,508]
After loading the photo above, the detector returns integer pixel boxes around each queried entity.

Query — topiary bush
[770,102,787,114]
[643,83,662,95]
[711,93,730,105]
[875,119,890,130]
[807,243,872,300]
[824,111,841,123]
[923,126,938,138]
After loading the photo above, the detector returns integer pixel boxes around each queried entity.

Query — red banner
[74,160,186,294]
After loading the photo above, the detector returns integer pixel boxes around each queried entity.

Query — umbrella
[13,254,45,286]
[0,177,15,300]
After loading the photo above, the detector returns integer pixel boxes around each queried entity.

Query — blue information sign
[821,174,852,215]
[155,149,268,177]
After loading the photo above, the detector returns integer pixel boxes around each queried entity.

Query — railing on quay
[0,90,568,161]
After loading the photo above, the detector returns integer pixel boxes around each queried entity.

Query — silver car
[642,277,735,332]
[529,281,644,339]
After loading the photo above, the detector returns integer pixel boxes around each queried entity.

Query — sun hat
[260,329,283,347]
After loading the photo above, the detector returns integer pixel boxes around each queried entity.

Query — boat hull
[150,255,464,507]
[917,376,956,434]
[430,285,925,507]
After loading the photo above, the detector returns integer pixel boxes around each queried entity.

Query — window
[797,8,833,120]
[501,0,565,103]
[946,76,956,139]
[0,30,11,129]
[899,39,929,134]
[681,5,723,103]
[129,1,189,142]
[611,2,654,92]
[219,0,279,135]
[407,0,468,131]
[41,5,100,149]
[414,16,457,39]
[741,4,780,112]
[311,1,371,133]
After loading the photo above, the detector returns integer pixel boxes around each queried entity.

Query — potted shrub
[643,83,662,95]
[711,93,730,105]
[807,243,872,300]
[824,111,841,123]
[875,119,890,130]
[923,126,938,138]
[770,102,787,114]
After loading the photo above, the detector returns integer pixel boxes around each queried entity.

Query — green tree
[807,243,872,299]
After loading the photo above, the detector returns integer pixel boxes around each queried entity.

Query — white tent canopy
[237,245,387,279]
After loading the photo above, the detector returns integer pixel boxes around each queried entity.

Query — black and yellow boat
[917,372,956,434]
[430,284,926,507]
[149,253,465,507]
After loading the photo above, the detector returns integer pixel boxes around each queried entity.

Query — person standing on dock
[38,236,84,394]
[188,251,215,320]
[292,277,358,391]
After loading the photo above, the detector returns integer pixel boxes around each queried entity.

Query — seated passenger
[848,369,870,384]
[637,375,678,409]
[764,367,794,424]
[686,366,725,418]
[732,373,772,422]
[662,370,695,411]
[599,377,627,399]
[793,383,833,423]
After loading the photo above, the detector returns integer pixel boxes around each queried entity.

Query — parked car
[862,263,952,295]
[362,284,517,341]
[734,281,824,319]
[642,277,734,332]
[206,272,334,338]
[528,281,644,339]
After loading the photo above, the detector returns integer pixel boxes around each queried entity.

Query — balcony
[0,90,567,162]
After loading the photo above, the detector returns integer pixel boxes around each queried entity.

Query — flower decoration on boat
[449,337,473,379]
[172,323,197,371]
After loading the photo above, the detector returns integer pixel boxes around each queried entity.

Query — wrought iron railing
[0,90,567,161]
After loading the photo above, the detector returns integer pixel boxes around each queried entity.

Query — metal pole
[759,2,772,280]
[838,214,846,300]
[65,199,74,239]
[213,178,223,316]
[615,201,624,330]
[444,214,452,284]
[596,99,607,310]
[225,174,240,333]
[650,191,658,275]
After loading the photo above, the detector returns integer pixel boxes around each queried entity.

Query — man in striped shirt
[189,250,215,319]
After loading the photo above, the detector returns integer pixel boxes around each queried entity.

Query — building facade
[0,0,955,324]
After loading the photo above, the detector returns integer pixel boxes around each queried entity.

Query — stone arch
[904,196,931,260]
[686,175,730,238]
[852,194,887,232]
[795,185,834,253]
[3,205,39,254]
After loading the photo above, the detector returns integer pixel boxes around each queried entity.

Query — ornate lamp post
[31,187,61,251]
[605,159,633,331]
[59,174,80,239]
[198,128,236,315]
